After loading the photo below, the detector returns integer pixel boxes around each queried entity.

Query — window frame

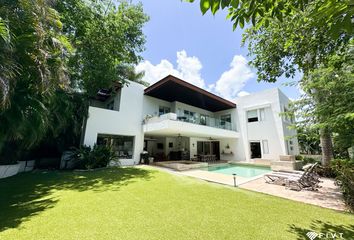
[97,134,135,159]
[158,106,171,116]
[247,109,259,122]
[262,140,269,154]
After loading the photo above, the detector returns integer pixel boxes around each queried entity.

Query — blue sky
[134,0,302,100]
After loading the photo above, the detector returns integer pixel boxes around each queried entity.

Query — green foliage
[70,144,119,170]
[242,3,351,83]
[331,159,354,210]
[0,0,71,155]
[291,42,354,157]
[296,126,321,155]
[295,155,303,161]
[55,0,149,96]
[187,0,353,38]
[0,0,148,163]
[302,157,319,165]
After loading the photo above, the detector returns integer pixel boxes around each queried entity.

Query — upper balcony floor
[143,111,236,132]
[143,75,237,132]
[88,76,238,132]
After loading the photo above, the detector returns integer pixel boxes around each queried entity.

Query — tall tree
[0,0,71,160]
[0,0,148,162]
[293,43,354,164]
[55,0,149,96]
[187,0,353,38]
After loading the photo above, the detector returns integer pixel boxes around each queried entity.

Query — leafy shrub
[331,159,354,211]
[302,157,319,165]
[295,155,304,160]
[316,165,336,178]
[70,144,119,170]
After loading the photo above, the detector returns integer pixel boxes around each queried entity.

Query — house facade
[83,75,299,166]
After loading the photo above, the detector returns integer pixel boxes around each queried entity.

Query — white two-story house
[82,75,299,165]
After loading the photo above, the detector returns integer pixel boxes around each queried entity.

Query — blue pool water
[203,164,271,178]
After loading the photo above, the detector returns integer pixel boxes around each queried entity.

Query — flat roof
[144,75,236,112]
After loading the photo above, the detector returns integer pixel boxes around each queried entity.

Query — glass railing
[176,115,236,131]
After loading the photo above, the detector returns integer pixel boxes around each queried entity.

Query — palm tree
[0,18,18,109]
[0,1,71,161]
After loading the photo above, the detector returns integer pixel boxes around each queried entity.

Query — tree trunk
[319,127,333,166]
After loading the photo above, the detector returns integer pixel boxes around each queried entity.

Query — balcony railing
[144,113,237,131]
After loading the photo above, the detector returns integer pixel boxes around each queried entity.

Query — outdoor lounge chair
[275,163,321,183]
[264,163,320,191]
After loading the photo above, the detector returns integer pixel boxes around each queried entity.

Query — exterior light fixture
[232,173,237,187]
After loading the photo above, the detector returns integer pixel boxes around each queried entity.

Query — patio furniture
[264,163,320,191]
[276,163,321,183]
[276,163,320,183]
[198,154,217,162]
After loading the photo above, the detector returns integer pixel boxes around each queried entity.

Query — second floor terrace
[143,75,237,132]
[143,112,236,131]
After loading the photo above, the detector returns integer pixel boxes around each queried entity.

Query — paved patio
[145,165,347,212]
[240,177,347,211]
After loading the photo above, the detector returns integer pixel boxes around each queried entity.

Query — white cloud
[176,51,205,88]
[237,91,250,97]
[136,50,205,88]
[136,51,254,100]
[135,59,179,84]
[211,55,254,101]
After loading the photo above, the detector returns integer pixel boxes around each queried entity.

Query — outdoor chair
[264,163,320,191]
[275,163,321,184]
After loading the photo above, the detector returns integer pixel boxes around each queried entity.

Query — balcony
[143,113,239,139]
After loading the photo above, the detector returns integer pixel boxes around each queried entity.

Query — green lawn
[0,167,353,240]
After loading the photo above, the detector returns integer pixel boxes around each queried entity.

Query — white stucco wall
[235,88,298,161]
[142,96,173,117]
[83,81,145,165]
[83,80,298,165]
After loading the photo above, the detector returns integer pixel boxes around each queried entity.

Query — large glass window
[159,106,170,116]
[200,114,209,125]
[97,134,134,159]
[247,110,258,122]
[197,141,212,155]
[184,110,196,122]
[220,114,232,129]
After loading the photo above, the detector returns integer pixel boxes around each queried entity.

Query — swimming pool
[203,164,271,178]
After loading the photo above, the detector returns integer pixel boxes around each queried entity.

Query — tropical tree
[292,43,354,164]
[187,0,353,37]
[0,0,148,163]
[0,0,71,161]
[55,0,148,96]
[0,17,17,108]
[296,126,321,155]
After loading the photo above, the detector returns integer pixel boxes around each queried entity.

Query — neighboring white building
[82,75,299,166]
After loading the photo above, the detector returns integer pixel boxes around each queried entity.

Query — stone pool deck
[143,165,347,212]
[240,177,347,211]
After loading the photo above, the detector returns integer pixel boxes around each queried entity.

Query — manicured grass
[0,167,353,240]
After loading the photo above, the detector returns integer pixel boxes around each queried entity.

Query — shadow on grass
[0,167,153,231]
[288,220,354,239]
